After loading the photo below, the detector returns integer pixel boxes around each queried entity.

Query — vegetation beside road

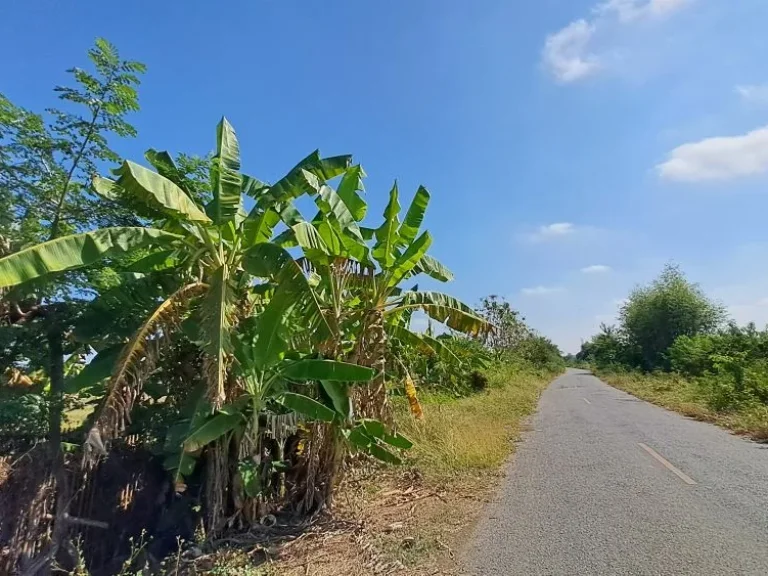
[578,264,768,441]
[269,360,559,576]
[397,362,554,480]
[0,40,564,575]
[598,370,768,441]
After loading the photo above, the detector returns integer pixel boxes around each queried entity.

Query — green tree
[619,264,725,371]
[477,295,531,355]
[0,39,146,456]
[577,323,636,369]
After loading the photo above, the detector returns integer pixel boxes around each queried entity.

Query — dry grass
[395,365,552,479]
[268,364,557,575]
[600,370,768,441]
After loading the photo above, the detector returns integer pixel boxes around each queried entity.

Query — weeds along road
[465,368,768,576]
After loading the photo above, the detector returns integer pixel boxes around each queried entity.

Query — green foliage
[477,295,531,353]
[584,266,768,421]
[619,264,725,371]
[427,335,491,396]
[514,335,566,373]
[0,77,505,547]
[398,295,564,398]
[0,39,148,474]
[577,323,638,370]
[0,392,49,441]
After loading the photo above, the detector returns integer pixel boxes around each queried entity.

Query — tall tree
[619,264,725,370]
[0,40,146,568]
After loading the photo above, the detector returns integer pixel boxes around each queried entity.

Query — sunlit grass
[600,370,768,441]
[394,364,556,480]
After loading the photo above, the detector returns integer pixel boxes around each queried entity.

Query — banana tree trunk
[352,309,390,421]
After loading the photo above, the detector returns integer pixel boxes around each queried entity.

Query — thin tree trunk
[47,325,73,572]
[47,327,64,457]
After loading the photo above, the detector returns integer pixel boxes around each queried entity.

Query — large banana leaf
[279,392,336,422]
[360,419,413,450]
[209,117,242,225]
[390,291,490,336]
[92,176,123,202]
[397,186,430,247]
[64,345,122,394]
[313,182,364,241]
[0,227,182,288]
[144,149,189,192]
[256,151,351,209]
[242,207,281,247]
[275,222,330,263]
[311,218,370,264]
[320,380,352,420]
[372,182,401,270]
[163,387,211,487]
[300,170,365,243]
[241,174,269,199]
[280,360,375,382]
[183,411,243,452]
[112,161,211,223]
[344,424,403,464]
[336,165,367,221]
[279,204,305,227]
[199,265,234,406]
[243,243,331,359]
[250,288,293,368]
[410,254,453,283]
[125,249,179,273]
[386,323,460,363]
[387,231,432,288]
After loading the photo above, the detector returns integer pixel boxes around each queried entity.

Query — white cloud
[736,84,768,106]
[581,264,612,273]
[658,125,768,182]
[521,286,566,296]
[527,222,576,242]
[543,20,600,83]
[596,0,692,22]
[543,0,693,82]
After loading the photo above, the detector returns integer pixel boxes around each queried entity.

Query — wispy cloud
[658,125,768,182]
[543,20,599,83]
[543,0,694,83]
[581,264,612,273]
[521,286,566,296]
[526,222,576,242]
[596,0,692,22]
[736,84,768,106]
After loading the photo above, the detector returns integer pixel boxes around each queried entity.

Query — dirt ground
[258,462,506,575]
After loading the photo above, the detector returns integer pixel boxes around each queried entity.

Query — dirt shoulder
[265,366,555,575]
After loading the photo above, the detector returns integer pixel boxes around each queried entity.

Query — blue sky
[4,0,768,353]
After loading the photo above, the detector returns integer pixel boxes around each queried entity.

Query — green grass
[394,364,556,480]
[600,370,768,441]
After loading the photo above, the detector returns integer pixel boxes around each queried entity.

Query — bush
[469,370,489,392]
[667,334,715,376]
[514,335,565,373]
[0,392,49,441]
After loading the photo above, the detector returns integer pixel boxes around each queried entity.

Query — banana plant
[0,117,352,452]
[164,315,412,495]
[274,173,491,416]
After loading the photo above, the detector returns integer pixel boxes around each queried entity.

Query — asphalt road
[465,369,768,576]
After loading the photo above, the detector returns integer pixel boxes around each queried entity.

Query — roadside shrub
[668,334,715,376]
[515,335,565,373]
[469,370,489,392]
[742,360,768,404]
[0,392,48,441]
[697,371,745,412]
